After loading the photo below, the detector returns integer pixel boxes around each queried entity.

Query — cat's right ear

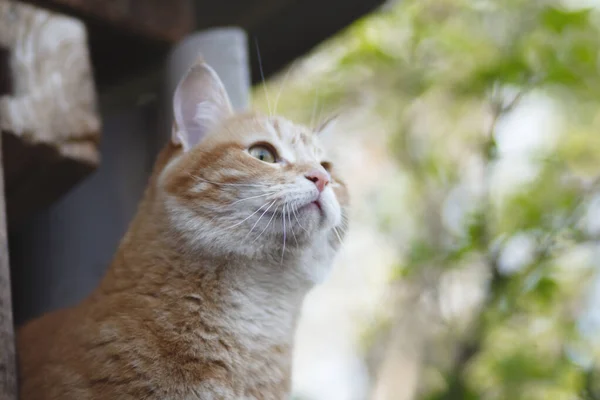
[172,61,233,151]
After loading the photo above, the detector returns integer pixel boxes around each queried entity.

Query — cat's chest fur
[18,266,299,400]
[17,221,312,400]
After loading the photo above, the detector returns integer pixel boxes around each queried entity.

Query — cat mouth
[299,199,324,216]
[311,200,322,211]
[260,198,324,221]
[266,201,322,217]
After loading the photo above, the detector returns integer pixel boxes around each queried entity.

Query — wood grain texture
[0,0,101,227]
[0,133,17,400]
[15,0,195,89]
[17,0,195,42]
[0,26,17,400]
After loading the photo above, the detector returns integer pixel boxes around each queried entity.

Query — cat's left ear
[172,60,233,151]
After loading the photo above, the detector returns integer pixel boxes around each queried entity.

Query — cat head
[157,60,348,279]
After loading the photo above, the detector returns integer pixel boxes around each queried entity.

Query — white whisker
[333,227,344,244]
[253,208,278,243]
[254,38,272,116]
[281,204,287,264]
[288,205,298,246]
[273,61,296,115]
[310,87,319,130]
[230,192,277,205]
[292,204,308,233]
[339,218,349,231]
[225,201,272,230]
[245,200,277,239]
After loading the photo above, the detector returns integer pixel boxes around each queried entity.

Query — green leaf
[532,277,559,305]
[541,7,593,33]
[407,239,436,266]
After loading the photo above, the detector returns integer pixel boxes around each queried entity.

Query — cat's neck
[95,193,310,347]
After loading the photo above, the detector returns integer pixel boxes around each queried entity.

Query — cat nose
[305,168,330,193]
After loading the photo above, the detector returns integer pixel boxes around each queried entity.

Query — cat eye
[321,161,332,172]
[249,144,277,163]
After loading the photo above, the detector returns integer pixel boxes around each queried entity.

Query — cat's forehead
[224,114,325,162]
[265,117,324,160]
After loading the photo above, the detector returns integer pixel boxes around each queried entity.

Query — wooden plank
[12,0,382,92]
[16,0,195,42]
[0,49,16,400]
[0,1,101,227]
[12,0,195,89]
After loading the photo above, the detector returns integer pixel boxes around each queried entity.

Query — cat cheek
[320,191,342,228]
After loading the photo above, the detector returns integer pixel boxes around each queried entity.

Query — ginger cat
[16,60,349,399]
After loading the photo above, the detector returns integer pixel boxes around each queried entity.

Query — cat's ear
[172,60,233,151]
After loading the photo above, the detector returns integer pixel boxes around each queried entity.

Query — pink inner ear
[172,62,233,151]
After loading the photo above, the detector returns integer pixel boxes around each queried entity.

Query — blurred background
[2,0,600,399]
[256,0,600,399]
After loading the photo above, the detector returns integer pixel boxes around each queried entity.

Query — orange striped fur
[17,61,349,399]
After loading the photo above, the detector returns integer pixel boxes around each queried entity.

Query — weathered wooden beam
[0,1,101,228]
[12,0,195,89]
[16,0,195,42]
[0,47,17,400]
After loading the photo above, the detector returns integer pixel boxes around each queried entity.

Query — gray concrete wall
[10,28,250,326]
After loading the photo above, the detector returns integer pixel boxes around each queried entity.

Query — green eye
[249,145,277,163]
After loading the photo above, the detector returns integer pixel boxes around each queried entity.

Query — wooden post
[0,3,101,396]
[0,111,16,400]
[0,32,16,399]
[0,0,101,228]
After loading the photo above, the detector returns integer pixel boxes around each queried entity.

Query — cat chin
[294,200,342,233]
[294,229,340,285]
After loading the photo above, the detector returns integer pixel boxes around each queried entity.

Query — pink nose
[305,168,330,193]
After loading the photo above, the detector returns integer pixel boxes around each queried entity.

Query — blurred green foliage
[256,0,600,398]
